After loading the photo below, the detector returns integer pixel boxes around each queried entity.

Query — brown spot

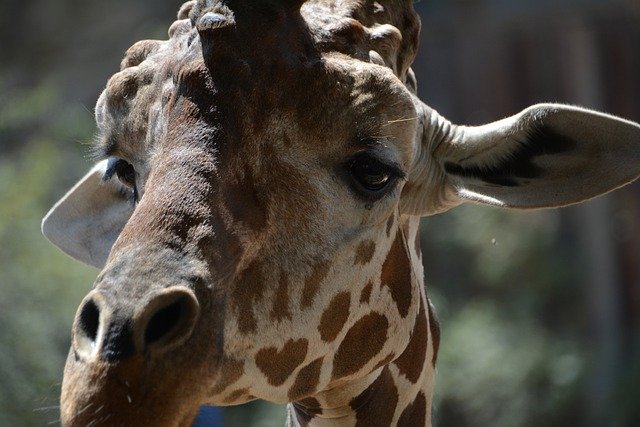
[232,262,265,334]
[271,272,292,322]
[360,281,373,304]
[349,366,398,427]
[255,339,309,386]
[301,261,330,308]
[380,231,413,318]
[394,298,428,383]
[414,229,422,258]
[288,357,324,401]
[397,392,427,427]
[332,312,388,380]
[354,240,376,265]
[318,292,351,342]
[292,398,323,426]
[386,214,395,236]
[224,174,268,233]
[427,299,441,366]
[211,358,244,395]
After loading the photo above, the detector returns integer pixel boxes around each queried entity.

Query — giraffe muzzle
[72,286,200,364]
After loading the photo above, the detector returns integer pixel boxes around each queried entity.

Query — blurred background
[1,0,639,425]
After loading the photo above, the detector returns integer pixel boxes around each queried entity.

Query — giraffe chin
[60,349,202,427]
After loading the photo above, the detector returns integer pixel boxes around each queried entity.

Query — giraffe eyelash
[104,157,139,205]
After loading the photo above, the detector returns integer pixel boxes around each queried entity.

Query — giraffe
[41,1,640,426]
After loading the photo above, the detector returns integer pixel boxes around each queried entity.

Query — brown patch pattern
[397,392,427,427]
[288,357,324,401]
[318,292,351,342]
[232,262,265,333]
[359,281,373,304]
[349,366,399,427]
[301,261,330,308]
[255,338,309,386]
[271,272,292,322]
[394,298,428,383]
[331,312,388,380]
[380,231,413,318]
[427,299,441,366]
[354,240,376,265]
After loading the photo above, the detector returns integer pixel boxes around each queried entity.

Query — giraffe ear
[304,0,421,86]
[42,160,134,268]
[401,103,640,215]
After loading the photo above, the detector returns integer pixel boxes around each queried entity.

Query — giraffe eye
[105,158,136,188]
[116,161,136,188]
[348,153,403,197]
[104,157,139,202]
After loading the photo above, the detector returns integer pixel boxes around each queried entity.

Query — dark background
[0,0,639,425]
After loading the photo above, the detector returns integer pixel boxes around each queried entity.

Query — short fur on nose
[72,287,200,363]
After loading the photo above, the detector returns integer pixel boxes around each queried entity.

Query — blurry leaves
[0,83,96,425]
[0,83,56,131]
[434,300,585,427]
[426,205,562,287]
[422,205,593,426]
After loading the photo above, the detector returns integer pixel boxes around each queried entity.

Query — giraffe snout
[72,287,200,363]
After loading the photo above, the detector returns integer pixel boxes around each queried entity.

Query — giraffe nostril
[73,296,105,361]
[142,289,199,352]
[145,298,185,344]
[78,298,100,347]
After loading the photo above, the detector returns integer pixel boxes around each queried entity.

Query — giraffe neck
[287,217,439,426]
[286,294,435,426]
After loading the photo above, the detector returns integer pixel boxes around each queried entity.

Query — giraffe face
[46,1,640,425]
[57,2,422,425]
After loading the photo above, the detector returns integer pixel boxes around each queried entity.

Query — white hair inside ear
[402,103,640,216]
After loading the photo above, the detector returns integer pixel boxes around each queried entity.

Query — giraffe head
[42,0,640,425]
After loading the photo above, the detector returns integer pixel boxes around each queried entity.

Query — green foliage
[0,83,56,131]
[422,205,624,427]
[0,82,97,425]
[432,298,584,427]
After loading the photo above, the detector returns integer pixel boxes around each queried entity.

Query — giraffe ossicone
[42,0,640,426]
